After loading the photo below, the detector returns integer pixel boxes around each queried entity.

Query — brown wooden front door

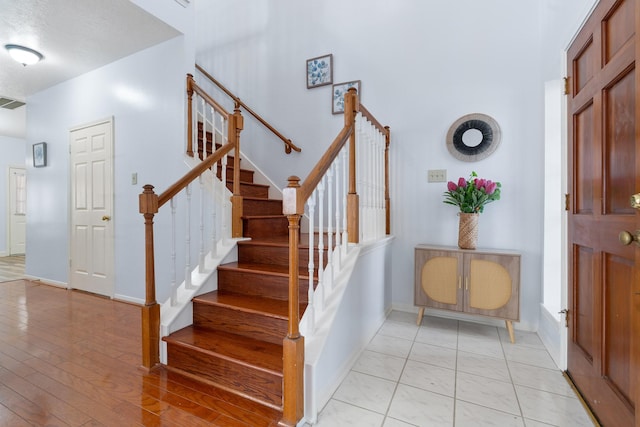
[567,0,639,426]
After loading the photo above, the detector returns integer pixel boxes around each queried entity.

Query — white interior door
[69,119,114,297]
[8,167,26,255]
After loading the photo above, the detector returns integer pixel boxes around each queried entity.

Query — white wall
[0,107,26,139]
[25,32,194,301]
[0,135,26,255]
[199,0,548,330]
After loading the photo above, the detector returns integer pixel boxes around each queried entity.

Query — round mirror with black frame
[446,113,501,162]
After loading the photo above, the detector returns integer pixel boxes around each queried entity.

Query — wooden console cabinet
[414,245,520,343]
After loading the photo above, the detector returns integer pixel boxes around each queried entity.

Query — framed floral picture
[332,80,361,114]
[307,54,333,88]
[33,142,47,167]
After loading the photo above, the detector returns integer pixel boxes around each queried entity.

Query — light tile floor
[0,254,25,282]
[310,311,595,427]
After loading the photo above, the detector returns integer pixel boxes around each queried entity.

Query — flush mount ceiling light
[5,44,44,66]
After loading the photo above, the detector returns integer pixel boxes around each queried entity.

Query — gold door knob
[631,193,640,209]
[619,230,640,246]
[102,215,111,221]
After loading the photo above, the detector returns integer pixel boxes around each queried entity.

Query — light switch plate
[428,169,447,182]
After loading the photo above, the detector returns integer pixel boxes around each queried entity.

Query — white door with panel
[8,167,26,255]
[70,119,114,297]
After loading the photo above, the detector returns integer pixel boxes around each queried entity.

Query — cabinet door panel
[463,253,520,320]
[415,249,463,312]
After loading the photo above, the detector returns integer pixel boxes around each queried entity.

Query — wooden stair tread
[239,234,328,248]
[164,327,283,374]
[149,367,283,424]
[194,290,305,319]
[218,261,315,278]
[228,180,269,188]
[243,196,281,202]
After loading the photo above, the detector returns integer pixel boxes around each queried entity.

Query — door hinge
[565,193,570,211]
[563,77,570,95]
[559,309,569,328]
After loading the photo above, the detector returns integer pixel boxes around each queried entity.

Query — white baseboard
[114,294,145,305]
[24,275,68,288]
[538,303,564,368]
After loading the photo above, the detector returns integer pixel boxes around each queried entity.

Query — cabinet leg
[416,307,425,326]
[505,320,515,344]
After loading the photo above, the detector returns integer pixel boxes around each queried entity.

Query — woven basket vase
[458,213,479,249]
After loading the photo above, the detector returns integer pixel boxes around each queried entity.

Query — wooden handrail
[195,63,302,154]
[296,126,353,211]
[359,103,389,137]
[158,141,235,207]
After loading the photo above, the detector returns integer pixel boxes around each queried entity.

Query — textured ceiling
[0,0,181,102]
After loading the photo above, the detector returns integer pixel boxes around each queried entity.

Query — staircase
[161,130,319,421]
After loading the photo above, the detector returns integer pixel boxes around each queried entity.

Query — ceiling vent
[0,97,26,110]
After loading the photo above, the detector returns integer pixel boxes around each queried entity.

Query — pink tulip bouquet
[443,171,501,213]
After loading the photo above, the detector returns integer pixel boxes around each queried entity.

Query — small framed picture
[332,80,361,114]
[33,142,47,167]
[307,54,333,89]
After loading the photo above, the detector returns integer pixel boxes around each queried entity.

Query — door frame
[68,117,115,297]
[5,164,27,257]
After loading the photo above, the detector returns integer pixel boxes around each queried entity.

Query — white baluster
[200,97,206,159]
[170,197,177,306]
[199,175,206,273]
[185,184,193,289]
[334,154,342,271]
[307,190,317,332]
[317,178,325,304]
[221,154,229,241]
[341,148,348,254]
[326,167,334,290]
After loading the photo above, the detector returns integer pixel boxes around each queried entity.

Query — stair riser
[218,269,309,302]
[243,199,283,216]
[238,244,327,270]
[216,167,254,183]
[166,344,282,407]
[194,304,287,345]
[228,182,269,198]
[243,217,289,238]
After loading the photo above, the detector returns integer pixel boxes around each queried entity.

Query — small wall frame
[332,80,361,114]
[33,142,47,167]
[306,54,333,88]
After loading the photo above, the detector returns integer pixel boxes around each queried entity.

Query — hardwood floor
[0,255,24,282]
[0,280,281,426]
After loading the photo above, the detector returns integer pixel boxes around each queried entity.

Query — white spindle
[326,167,334,290]
[184,183,193,290]
[200,97,206,158]
[221,154,229,241]
[170,197,177,306]
[341,148,348,253]
[334,154,342,270]
[307,190,317,331]
[317,179,325,304]
[199,175,206,273]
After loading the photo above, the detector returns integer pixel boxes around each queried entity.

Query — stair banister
[196,63,302,155]
[281,88,392,425]
[139,134,238,371]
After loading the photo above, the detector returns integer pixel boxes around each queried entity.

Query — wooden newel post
[186,74,194,158]
[345,88,360,244]
[139,184,160,371]
[384,126,391,235]
[231,108,244,238]
[279,176,304,426]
